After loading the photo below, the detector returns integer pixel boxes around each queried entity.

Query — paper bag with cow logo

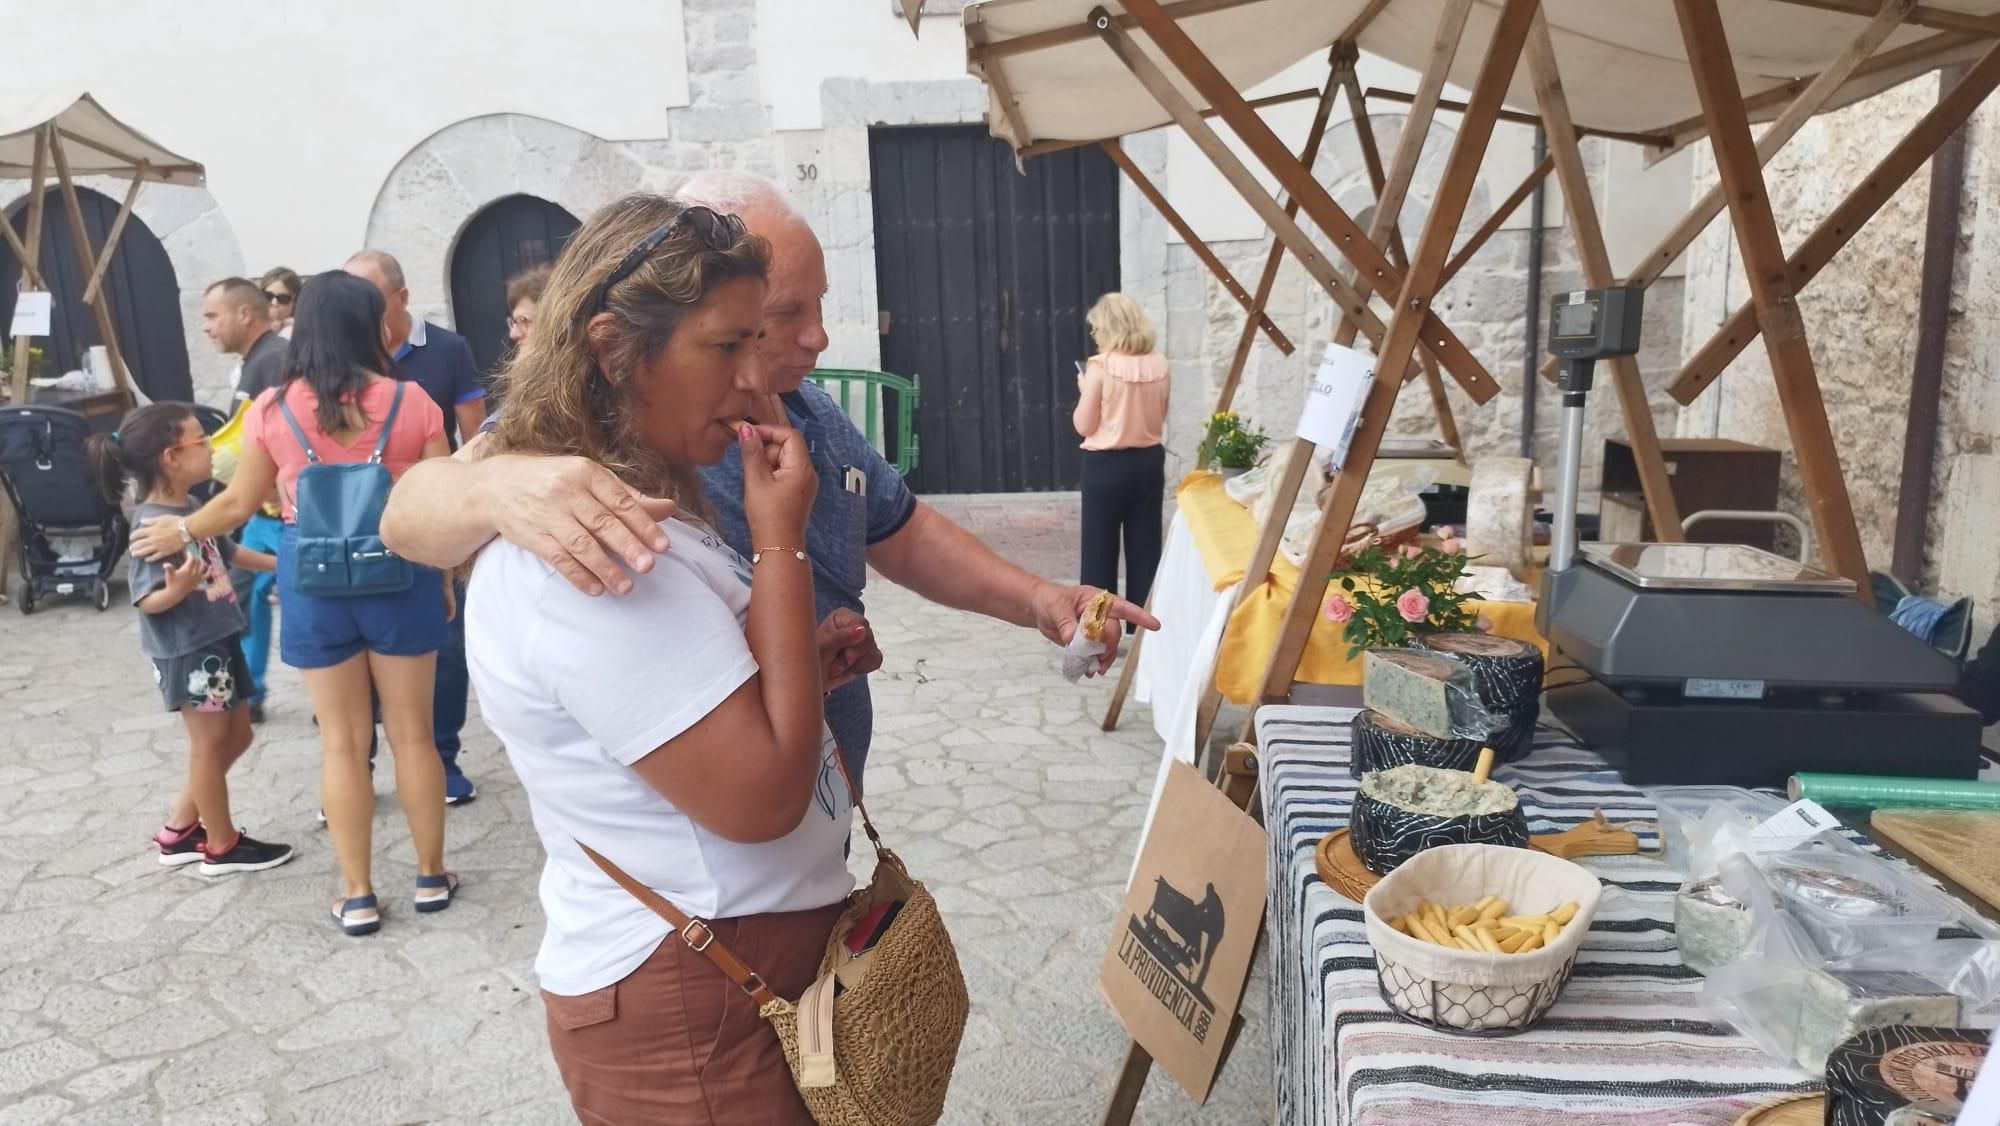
[1098,761,1268,1102]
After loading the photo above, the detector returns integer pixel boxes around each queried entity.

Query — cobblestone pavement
[0,494,1271,1125]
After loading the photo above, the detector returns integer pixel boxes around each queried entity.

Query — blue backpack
[278,382,414,597]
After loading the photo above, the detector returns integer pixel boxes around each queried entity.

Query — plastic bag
[1828,940,2000,1030]
[1700,854,1821,1069]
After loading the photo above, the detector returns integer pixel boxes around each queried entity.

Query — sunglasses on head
[265,290,294,306]
[589,205,742,314]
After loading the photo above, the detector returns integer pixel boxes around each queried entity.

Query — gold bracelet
[751,548,808,565]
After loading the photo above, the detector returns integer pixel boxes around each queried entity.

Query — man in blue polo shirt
[346,249,484,804]
[379,174,1156,788]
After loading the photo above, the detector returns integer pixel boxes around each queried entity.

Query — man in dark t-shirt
[202,277,287,409]
[344,249,483,805]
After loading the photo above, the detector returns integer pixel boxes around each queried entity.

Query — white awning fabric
[964,0,1997,152]
[0,92,205,186]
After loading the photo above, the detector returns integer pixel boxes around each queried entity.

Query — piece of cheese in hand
[1362,649,1462,738]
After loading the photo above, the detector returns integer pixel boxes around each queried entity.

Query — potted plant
[1197,411,1268,478]
[1322,537,1484,658]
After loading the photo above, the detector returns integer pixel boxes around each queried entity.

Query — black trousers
[1080,445,1166,610]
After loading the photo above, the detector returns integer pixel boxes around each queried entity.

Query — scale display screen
[1553,300,1598,338]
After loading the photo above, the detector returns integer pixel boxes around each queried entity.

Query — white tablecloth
[1131,511,1234,767]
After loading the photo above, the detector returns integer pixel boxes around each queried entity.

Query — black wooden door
[2,188,191,403]
[870,126,1120,494]
[449,194,579,379]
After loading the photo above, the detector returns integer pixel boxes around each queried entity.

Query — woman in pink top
[1074,293,1171,613]
[132,271,455,937]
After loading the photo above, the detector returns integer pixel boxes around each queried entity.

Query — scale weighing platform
[1532,288,1982,789]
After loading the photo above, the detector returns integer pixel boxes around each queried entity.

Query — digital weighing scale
[1533,287,1982,789]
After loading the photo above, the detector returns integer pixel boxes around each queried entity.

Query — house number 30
[796,163,819,182]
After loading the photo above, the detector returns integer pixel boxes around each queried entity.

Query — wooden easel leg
[1670,40,2000,403]
[9,128,50,407]
[1101,590,1154,732]
[1100,1040,1154,1126]
[1441,152,1556,287]
[50,133,134,404]
[1245,0,1542,724]
[1524,12,1685,541]
[1215,44,1347,416]
[1675,0,1872,596]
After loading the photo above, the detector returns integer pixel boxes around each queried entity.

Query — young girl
[88,404,296,875]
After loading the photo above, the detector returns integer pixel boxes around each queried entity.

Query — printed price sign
[9,291,52,338]
[1296,342,1373,469]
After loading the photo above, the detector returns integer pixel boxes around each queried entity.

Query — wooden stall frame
[1098,140,1294,356]
[1523,9,1687,542]
[1242,0,1542,723]
[48,129,135,400]
[7,127,51,406]
[1669,40,2000,402]
[1675,0,1874,594]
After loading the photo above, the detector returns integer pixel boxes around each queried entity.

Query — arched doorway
[1,187,192,403]
[449,194,579,380]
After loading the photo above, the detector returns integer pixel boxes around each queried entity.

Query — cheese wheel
[1348,709,1485,779]
[1411,632,1544,762]
[1348,764,1531,875]
[1824,1026,1988,1126]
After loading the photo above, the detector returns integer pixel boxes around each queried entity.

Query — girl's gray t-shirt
[128,500,247,659]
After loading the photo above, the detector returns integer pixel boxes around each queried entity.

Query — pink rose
[1396,588,1430,623]
[1439,537,1462,555]
[1400,543,1423,559]
[1324,594,1353,623]
[1476,614,1495,632]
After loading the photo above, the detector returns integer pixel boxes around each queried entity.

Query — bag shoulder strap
[368,382,406,465]
[274,386,321,465]
[574,841,779,1006]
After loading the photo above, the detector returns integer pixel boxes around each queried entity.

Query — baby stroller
[0,405,128,614]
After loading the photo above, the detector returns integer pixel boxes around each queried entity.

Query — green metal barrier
[806,367,921,477]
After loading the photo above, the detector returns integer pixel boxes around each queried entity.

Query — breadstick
[1475,928,1503,954]
[1543,920,1562,944]
[1550,902,1580,925]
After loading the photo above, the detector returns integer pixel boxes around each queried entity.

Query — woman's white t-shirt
[466,517,854,997]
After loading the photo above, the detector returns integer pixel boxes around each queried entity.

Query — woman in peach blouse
[1073,293,1170,614]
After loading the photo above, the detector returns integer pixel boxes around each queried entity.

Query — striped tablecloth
[1257,705,1821,1126]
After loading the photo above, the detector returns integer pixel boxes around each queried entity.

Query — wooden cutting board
[1870,809,2000,913]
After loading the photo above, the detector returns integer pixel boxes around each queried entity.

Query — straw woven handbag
[578,754,968,1125]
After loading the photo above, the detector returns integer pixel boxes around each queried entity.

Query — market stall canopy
[0,92,205,185]
[964,0,1999,152]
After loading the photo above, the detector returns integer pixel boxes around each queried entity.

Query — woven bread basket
[1361,843,1601,1035]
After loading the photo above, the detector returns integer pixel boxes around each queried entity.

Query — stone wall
[1676,73,2000,638]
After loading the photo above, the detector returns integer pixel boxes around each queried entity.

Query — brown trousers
[541,901,845,1125]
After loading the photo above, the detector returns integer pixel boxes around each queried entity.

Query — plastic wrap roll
[1412,632,1543,761]
[1349,764,1530,875]
[1825,1026,1988,1126]
[1788,773,2000,811]
[1348,709,1485,779]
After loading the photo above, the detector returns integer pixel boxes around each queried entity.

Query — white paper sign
[9,291,52,337]
[1296,343,1373,469]
[1960,1041,2000,1126]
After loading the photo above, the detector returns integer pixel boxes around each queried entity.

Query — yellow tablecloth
[1177,472,1547,703]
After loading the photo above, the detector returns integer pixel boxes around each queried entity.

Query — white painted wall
[3,0,689,272]
[757,0,970,131]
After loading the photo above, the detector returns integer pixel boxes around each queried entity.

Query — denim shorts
[275,526,446,669]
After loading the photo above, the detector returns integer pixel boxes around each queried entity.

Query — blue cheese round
[1349,709,1485,779]
[1349,764,1530,875]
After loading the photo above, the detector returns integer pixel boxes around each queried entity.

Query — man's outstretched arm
[380,434,677,595]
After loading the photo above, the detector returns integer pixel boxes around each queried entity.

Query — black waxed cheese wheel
[1825,1025,1988,1126]
[1348,766,1531,875]
[1412,633,1543,761]
[1349,709,1485,779]
[1411,632,1544,710]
